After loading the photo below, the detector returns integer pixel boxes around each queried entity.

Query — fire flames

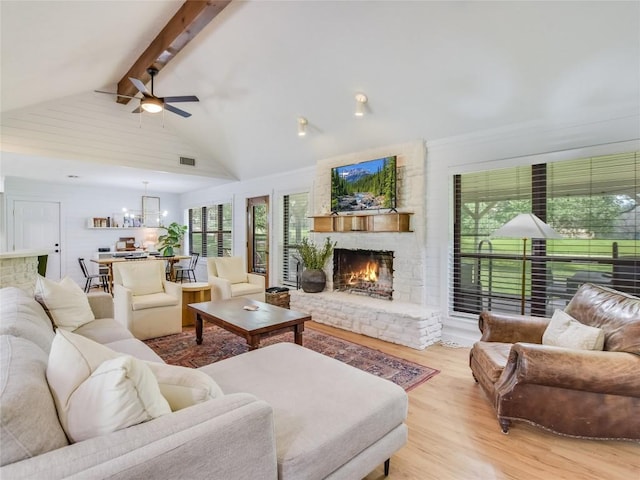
[347,262,378,284]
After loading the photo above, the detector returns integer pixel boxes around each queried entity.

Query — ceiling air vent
[179,156,196,167]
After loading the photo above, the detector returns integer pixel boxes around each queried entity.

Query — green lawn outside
[461,238,639,296]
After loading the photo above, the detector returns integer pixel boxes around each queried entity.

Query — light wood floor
[306,322,640,480]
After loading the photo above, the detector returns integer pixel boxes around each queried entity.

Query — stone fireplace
[289,141,443,350]
[333,248,394,300]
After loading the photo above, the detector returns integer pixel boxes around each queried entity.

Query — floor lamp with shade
[491,213,562,315]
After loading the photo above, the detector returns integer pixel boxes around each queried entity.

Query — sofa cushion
[86,291,114,319]
[543,309,605,350]
[105,338,166,363]
[116,261,164,296]
[0,287,55,354]
[144,361,224,411]
[199,342,408,480]
[73,317,135,344]
[131,292,179,311]
[0,335,69,466]
[470,341,512,382]
[46,330,171,443]
[565,283,640,354]
[34,275,95,330]
[214,257,247,284]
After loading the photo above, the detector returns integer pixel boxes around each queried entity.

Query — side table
[181,282,212,326]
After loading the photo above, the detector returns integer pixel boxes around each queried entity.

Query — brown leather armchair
[469,283,640,440]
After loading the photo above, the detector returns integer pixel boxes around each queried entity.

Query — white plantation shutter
[282,192,310,286]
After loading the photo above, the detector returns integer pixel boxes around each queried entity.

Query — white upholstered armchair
[207,256,265,302]
[112,260,182,340]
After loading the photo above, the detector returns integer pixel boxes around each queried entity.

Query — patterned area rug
[144,325,439,391]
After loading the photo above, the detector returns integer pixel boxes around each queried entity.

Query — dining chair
[175,252,200,283]
[78,258,109,293]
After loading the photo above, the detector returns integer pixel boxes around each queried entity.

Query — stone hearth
[291,290,441,350]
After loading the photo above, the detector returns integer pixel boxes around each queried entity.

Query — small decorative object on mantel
[295,237,336,293]
[156,222,188,257]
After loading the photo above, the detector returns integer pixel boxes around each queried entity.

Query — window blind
[282,192,310,286]
[452,152,639,316]
[188,203,232,257]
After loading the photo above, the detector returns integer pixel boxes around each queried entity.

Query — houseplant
[156,222,188,257]
[295,237,336,293]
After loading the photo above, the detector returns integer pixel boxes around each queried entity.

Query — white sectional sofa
[0,286,408,479]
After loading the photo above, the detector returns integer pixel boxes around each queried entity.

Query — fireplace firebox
[333,248,394,300]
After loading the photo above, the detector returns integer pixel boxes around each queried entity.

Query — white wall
[427,110,640,345]
[180,108,640,345]
[3,108,638,347]
[180,166,315,286]
[3,177,181,287]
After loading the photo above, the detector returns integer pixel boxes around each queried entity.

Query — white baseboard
[441,315,481,347]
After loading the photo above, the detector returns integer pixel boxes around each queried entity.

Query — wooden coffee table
[188,298,311,350]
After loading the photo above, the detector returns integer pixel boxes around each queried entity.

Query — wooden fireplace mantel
[311,212,412,233]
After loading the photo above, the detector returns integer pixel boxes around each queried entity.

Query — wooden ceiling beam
[116,0,231,104]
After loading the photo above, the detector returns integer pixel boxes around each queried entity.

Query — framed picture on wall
[142,196,161,227]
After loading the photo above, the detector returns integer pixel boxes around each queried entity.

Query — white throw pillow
[542,309,605,351]
[145,361,224,411]
[35,275,95,330]
[214,257,247,284]
[117,261,164,296]
[46,330,171,443]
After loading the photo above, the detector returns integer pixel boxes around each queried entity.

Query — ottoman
[199,343,408,480]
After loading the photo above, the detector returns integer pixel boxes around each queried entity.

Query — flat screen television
[331,156,397,213]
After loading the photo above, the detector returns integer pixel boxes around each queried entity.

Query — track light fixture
[297,117,308,136]
[354,93,368,117]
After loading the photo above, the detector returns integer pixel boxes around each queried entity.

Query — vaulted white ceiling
[1,1,639,193]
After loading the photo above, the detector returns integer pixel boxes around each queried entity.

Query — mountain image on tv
[331,156,397,212]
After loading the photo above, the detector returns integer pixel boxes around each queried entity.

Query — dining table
[91,255,191,294]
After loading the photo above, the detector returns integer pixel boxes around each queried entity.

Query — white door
[13,200,61,279]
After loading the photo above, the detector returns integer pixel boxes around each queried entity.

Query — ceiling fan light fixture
[141,97,163,113]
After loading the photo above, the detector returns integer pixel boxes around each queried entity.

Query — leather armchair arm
[247,273,266,288]
[497,342,640,397]
[208,275,232,300]
[479,311,550,343]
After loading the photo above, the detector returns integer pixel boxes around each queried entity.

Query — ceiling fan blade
[132,106,142,114]
[163,95,199,103]
[164,103,191,118]
[94,90,138,99]
[129,77,151,96]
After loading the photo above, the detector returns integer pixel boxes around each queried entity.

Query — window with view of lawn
[188,204,232,258]
[453,152,639,316]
